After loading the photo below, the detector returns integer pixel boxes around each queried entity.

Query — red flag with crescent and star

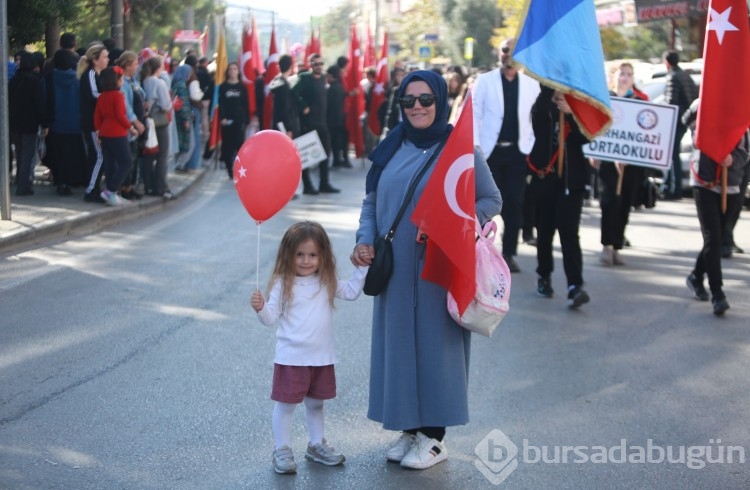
[241,18,261,118]
[695,0,750,163]
[367,31,388,137]
[410,93,476,315]
[262,25,280,130]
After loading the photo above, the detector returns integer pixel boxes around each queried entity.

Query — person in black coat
[292,53,339,194]
[527,86,591,308]
[9,51,49,195]
[218,62,250,179]
[326,65,347,169]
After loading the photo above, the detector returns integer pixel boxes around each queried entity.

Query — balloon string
[256,221,261,292]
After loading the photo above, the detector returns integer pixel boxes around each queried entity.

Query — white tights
[272,397,325,449]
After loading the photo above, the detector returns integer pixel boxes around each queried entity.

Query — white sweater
[257,267,368,366]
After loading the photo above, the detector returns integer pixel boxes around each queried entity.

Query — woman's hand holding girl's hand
[250,291,265,312]
[350,244,375,267]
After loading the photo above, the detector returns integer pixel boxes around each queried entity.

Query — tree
[393,0,447,62]
[7,0,78,53]
[454,0,497,68]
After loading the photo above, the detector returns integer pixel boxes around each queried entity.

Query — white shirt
[257,267,368,366]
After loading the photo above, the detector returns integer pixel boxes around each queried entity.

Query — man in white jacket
[473,38,540,272]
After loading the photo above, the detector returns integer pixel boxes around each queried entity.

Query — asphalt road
[1,166,749,489]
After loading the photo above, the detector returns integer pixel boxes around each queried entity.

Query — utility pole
[1,0,10,220]
[112,0,124,47]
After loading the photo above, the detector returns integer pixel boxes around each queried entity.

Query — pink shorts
[271,364,336,403]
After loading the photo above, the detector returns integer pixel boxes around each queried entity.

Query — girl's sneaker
[272,446,297,474]
[304,439,345,466]
[386,432,416,462]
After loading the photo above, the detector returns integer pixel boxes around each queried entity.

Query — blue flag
[513,0,612,139]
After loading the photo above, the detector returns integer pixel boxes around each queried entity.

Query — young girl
[94,66,138,206]
[250,221,367,474]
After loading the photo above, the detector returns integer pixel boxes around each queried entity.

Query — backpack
[447,220,511,337]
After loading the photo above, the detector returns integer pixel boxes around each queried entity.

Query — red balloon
[234,130,301,223]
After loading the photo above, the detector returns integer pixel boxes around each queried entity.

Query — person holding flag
[350,70,501,470]
[682,0,750,316]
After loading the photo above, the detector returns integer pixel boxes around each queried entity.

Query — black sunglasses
[501,47,511,54]
[399,93,436,109]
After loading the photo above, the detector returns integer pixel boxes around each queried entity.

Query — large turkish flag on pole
[410,94,476,315]
[695,0,750,163]
[262,25,280,130]
[367,31,388,137]
[346,25,365,157]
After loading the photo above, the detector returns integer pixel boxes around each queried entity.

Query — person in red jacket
[94,66,138,206]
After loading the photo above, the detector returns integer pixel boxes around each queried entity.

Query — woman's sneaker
[305,439,345,466]
[400,432,448,470]
[100,189,122,206]
[386,432,417,462]
[272,446,297,474]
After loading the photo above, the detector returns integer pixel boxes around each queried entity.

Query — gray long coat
[356,140,502,430]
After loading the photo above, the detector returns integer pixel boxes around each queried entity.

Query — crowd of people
[7,33,219,204]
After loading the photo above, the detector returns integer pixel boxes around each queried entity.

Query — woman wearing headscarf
[350,70,502,470]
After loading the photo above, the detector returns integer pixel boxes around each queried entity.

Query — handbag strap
[384,139,448,241]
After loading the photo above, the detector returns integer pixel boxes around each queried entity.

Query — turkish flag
[346,25,365,157]
[367,31,389,137]
[410,94,476,315]
[241,18,261,118]
[261,26,280,130]
[695,0,750,163]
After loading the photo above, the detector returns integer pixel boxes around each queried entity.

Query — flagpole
[721,167,728,213]
[557,111,565,178]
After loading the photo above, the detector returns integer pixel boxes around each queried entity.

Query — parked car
[639,73,701,195]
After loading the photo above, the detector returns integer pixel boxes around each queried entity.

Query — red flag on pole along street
[410,94,477,315]
[346,25,365,157]
[367,31,388,137]
[241,18,259,118]
[209,28,228,150]
[364,25,376,70]
[695,0,750,163]
[263,24,280,130]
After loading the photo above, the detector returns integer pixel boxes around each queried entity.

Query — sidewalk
[0,167,209,254]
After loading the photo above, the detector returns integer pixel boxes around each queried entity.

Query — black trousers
[329,124,347,165]
[693,187,742,298]
[530,175,585,287]
[599,163,644,249]
[487,144,527,257]
[308,125,332,187]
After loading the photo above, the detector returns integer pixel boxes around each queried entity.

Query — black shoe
[712,296,729,316]
[318,184,341,193]
[523,235,537,247]
[686,273,709,301]
[567,286,590,308]
[721,245,732,258]
[731,243,744,254]
[339,160,353,168]
[57,184,73,196]
[504,255,521,273]
[84,191,105,203]
[15,188,34,196]
[303,187,319,195]
[537,277,553,298]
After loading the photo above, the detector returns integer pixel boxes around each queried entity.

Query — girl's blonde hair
[268,221,337,310]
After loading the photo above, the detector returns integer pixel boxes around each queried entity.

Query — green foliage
[7,0,78,52]
[392,0,447,61]
[455,0,498,68]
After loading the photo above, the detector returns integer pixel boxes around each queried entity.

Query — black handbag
[363,140,447,296]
